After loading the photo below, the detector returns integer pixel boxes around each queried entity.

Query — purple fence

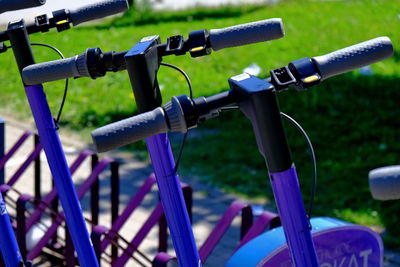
[1,129,280,266]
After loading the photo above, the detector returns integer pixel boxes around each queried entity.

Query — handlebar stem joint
[229,74,293,172]
[125,35,163,113]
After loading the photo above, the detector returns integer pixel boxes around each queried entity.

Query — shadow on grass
[393,50,400,63]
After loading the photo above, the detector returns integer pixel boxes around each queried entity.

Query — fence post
[34,134,41,199]
[0,118,5,184]
[90,154,99,227]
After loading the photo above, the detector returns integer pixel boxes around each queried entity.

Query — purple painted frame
[146,133,202,266]
[27,157,115,260]
[270,166,319,266]
[0,192,23,266]
[24,84,98,266]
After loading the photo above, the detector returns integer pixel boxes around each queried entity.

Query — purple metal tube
[0,193,23,266]
[16,194,31,260]
[113,203,164,266]
[146,133,201,267]
[199,200,252,262]
[28,157,113,260]
[101,174,156,251]
[27,150,94,230]
[7,144,42,187]
[236,210,279,251]
[24,85,98,267]
[0,131,32,170]
[270,165,319,267]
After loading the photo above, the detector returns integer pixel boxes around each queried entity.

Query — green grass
[0,0,399,246]
[104,3,261,26]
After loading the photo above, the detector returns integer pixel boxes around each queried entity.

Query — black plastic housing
[34,14,50,32]
[165,35,186,56]
[125,36,162,113]
[270,66,296,90]
[229,74,293,172]
[7,20,36,74]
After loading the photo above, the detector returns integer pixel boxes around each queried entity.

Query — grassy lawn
[0,0,399,245]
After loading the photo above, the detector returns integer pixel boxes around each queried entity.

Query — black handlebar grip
[312,36,393,80]
[22,53,89,85]
[91,107,169,153]
[0,0,45,14]
[369,165,400,201]
[69,0,129,26]
[208,18,284,51]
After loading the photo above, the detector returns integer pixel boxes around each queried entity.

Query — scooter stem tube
[0,193,23,266]
[146,133,201,267]
[24,84,99,267]
[270,165,319,267]
[228,75,319,266]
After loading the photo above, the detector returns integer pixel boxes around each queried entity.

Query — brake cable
[5,43,69,129]
[220,106,317,219]
[160,62,193,173]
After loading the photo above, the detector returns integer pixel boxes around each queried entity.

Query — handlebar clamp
[188,29,211,57]
[288,57,321,91]
[52,9,71,32]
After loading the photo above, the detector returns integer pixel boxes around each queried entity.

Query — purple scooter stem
[146,133,201,267]
[0,193,23,266]
[24,85,98,267]
[270,165,319,267]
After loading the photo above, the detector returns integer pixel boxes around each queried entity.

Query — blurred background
[0,0,399,253]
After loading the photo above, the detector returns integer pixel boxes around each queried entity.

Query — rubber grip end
[69,0,129,26]
[369,165,400,201]
[209,18,284,51]
[0,0,45,14]
[312,36,393,80]
[22,56,81,85]
[91,108,169,153]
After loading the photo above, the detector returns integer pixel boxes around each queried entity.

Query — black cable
[156,63,317,215]
[281,112,317,219]
[220,106,239,111]
[161,62,193,99]
[31,43,69,128]
[173,132,188,173]
[160,62,193,173]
